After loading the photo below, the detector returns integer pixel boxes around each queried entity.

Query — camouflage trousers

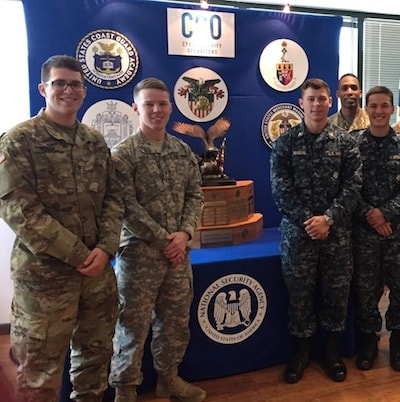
[109,241,194,388]
[10,266,118,402]
[353,226,400,333]
[280,222,353,338]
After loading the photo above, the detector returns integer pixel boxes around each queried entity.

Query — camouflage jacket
[353,128,400,229]
[0,109,124,280]
[328,108,370,133]
[270,121,362,227]
[111,129,203,249]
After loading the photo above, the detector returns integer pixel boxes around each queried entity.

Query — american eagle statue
[172,117,234,185]
[172,117,231,149]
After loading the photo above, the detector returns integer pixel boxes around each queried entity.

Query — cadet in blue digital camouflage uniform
[109,78,205,402]
[270,78,362,384]
[352,86,400,372]
[0,55,124,402]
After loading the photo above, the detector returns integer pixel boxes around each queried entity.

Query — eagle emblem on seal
[213,289,252,330]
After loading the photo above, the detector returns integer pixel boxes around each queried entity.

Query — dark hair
[300,78,331,97]
[365,85,393,106]
[41,55,84,83]
[133,77,169,100]
[338,73,360,84]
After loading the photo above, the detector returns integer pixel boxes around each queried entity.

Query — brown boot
[114,386,137,402]
[156,369,206,402]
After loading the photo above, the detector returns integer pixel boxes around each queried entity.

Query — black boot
[355,332,379,370]
[390,329,400,371]
[284,337,310,384]
[322,332,347,382]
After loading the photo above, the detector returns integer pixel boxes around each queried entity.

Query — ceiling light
[200,0,209,9]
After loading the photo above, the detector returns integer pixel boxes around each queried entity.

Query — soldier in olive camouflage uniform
[270,78,362,384]
[0,55,123,402]
[328,73,369,133]
[109,78,205,402]
[352,86,400,372]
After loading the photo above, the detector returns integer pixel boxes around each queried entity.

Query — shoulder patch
[111,155,128,173]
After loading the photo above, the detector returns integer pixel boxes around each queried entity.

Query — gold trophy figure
[172,117,236,186]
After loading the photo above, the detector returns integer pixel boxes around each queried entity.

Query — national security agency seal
[76,29,139,89]
[197,274,267,344]
[261,103,304,148]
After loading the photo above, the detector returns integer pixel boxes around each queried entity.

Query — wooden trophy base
[192,213,263,248]
[192,180,264,248]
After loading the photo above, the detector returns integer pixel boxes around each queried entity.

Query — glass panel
[363,18,400,125]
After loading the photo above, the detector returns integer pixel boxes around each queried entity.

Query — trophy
[172,117,236,186]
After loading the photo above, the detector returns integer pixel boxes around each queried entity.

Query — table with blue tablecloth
[61,228,357,401]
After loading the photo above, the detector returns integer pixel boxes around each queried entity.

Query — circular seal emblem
[76,29,139,89]
[82,99,139,148]
[259,39,308,92]
[261,103,304,148]
[174,67,228,122]
[197,274,267,345]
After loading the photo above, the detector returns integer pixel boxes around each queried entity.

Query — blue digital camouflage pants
[10,266,118,402]
[109,241,193,387]
[353,225,400,333]
[280,221,353,338]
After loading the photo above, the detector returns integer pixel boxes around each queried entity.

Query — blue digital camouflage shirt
[270,120,362,228]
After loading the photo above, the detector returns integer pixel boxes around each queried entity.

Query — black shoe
[323,332,347,382]
[390,330,400,371]
[390,350,400,371]
[284,337,310,384]
[355,333,378,370]
[323,355,347,382]
[284,357,310,384]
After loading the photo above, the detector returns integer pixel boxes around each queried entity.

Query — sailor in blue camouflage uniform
[109,78,205,402]
[270,78,362,384]
[352,86,400,372]
[0,55,123,401]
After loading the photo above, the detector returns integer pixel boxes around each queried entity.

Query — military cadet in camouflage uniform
[352,86,400,372]
[109,78,205,402]
[328,73,370,133]
[270,78,362,384]
[0,55,123,402]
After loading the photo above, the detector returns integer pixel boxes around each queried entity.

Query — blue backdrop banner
[22,0,342,228]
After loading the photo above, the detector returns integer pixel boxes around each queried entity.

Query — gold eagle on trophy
[172,117,231,149]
